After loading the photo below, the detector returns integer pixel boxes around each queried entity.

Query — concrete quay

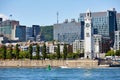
[0,59,99,68]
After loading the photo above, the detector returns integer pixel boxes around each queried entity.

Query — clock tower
[84,9,94,59]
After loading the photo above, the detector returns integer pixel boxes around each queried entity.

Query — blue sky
[0,0,120,26]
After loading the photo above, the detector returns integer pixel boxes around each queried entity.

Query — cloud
[0,14,8,21]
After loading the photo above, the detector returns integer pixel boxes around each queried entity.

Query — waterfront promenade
[0,60,98,68]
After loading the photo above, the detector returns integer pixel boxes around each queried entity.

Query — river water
[0,67,120,80]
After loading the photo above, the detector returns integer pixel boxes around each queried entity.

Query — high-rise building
[54,19,84,44]
[32,25,40,41]
[116,13,120,30]
[26,27,34,41]
[32,25,40,36]
[79,8,117,46]
[16,25,26,42]
[0,20,19,41]
[26,25,40,41]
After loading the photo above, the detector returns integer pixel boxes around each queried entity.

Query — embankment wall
[0,60,98,68]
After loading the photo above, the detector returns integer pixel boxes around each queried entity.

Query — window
[86,33,90,37]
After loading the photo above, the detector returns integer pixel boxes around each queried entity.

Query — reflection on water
[84,69,92,77]
[0,67,120,80]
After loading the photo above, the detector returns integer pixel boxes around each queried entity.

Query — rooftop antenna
[57,12,59,24]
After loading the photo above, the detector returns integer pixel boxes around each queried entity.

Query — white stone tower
[84,9,94,59]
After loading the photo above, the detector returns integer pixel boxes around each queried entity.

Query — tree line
[0,43,83,60]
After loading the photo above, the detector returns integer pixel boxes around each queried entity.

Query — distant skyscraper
[26,27,33,41]
[32,25,40,41]
[116,13,120,30]
[26,25,40,41]
[0,20,19,40]
[16,25,26,42]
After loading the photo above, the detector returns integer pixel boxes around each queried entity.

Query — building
[101,37,111,53]
[94,35,102,58]
[114,30,120,50]
[36,34,41,42]
[20,46,28,51]
[16,25,26,42]
[116,13,120,30]
[0,18,2,23]
[45,42,57,54]
[79,8,117,47]
[26,25,40,41]
[0,20,19,41]
[45,42,65,54]
[73,40,84,53]
[54,19,84,44]
[0,36,3,44]
[84,9,94,59]
[32,25,40,41]
[26,27,34,41]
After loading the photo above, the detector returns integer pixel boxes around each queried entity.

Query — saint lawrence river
[0,67,120,80]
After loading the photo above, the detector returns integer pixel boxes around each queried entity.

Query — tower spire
[86,9,91,17]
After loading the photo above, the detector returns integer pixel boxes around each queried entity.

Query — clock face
[86,23,90,27]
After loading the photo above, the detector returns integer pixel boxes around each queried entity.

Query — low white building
[73,40,84,53]
[60,44,64,53]
[114,30,120,50]
[0,37,3,44]
[46,42,64,54]
[20,46,28,51]
[48,45,56,53]
[94,35,102,58]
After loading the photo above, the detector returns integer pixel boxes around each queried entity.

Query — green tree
[15,44,20,59]
[63,44,67,60]
[12,49,16,59]
[67,53,74,59]
[36,44,40,60]
[67,53,79,59]
[29,44,33,60]
[115,50,120,56]
[47,53,57,60]
[105,50,115,56]
[73,53,79,59]
[19,51,29,59]
[2,45,7,59]
[6,46,13,59]
[42,43,46,60]
[9,45,13,59]
[56,44,60,59]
